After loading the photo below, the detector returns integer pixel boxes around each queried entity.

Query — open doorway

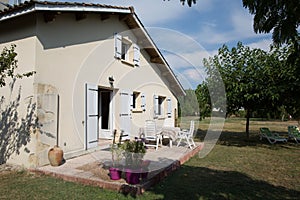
[99,88,113,139]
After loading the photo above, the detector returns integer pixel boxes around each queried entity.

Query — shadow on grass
[196,129,299,148]
[149,165,300,200]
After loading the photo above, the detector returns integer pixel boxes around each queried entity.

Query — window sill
[121,60,134,67]
[132,109,143,113]
[154,115,166,120]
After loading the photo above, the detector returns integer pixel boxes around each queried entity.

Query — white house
[0,1,185,168]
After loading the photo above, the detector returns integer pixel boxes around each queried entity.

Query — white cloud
[193,0,216,13]
[74,0,190,26]
[175,67,206,89]
[230,7,257,39]
[146,28,213,70]
[246,39,272,51]
[194,2,271,47]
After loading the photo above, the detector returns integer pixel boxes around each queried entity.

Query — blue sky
[44,0,273,88]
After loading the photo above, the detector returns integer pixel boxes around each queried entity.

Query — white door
[120,91,131,140]
[85,83,98,150]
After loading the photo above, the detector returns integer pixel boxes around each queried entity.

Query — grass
[0,118,299,199]
[0,170,126,199]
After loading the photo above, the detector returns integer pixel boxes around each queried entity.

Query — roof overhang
[0,0,186,96]
[0,1,132,21]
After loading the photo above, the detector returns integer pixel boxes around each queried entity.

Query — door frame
[99,87,115,139]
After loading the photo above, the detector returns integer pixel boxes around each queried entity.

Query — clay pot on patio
[48,145,64,166]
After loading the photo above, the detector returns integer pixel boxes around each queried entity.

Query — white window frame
[154,95,166,118]
[114,33,140,66]
[131,91,145,112]
[121,39,131,61]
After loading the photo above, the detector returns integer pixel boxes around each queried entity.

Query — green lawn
[0,118,299,200]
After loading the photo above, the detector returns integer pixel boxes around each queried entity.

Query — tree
[275,42,300,123]
[163,0,197,7]
[180,0,196,7]
[195,83,211,120]
[178,89,200,116]
[203,42,290,138]
[242,0,300,57]
[0,44,36,164]
[0,44,35,87]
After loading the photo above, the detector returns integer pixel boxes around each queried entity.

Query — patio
[32,141,204,195]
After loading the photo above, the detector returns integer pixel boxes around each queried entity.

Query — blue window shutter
[133,44,140,66]
[120,91,131,138]
[154,95,159,116]
[114,33,122,59]
[141,93,146,111]
[130,92,134,111]
[167,97,172,118]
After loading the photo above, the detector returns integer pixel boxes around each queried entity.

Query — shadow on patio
[148,165,300,200]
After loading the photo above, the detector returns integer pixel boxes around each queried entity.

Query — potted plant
[120,138,146,184]
[109,130,124,180]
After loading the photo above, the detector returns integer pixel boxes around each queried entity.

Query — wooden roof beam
[150,56,163,64]
[75,12,87,21]
[119,14,131,22]
[44,12,58,23]
[100,13,110,21]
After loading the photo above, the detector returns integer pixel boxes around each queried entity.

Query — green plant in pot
[121,139,146,168]
[120,139,146,184]
[111,143,123,167]
[109,130,124,180]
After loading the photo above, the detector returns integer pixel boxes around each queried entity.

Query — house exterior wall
[0,14,37,167]
[0,11,180,167]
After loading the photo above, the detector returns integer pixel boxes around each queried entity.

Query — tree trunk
[245,109,250,139]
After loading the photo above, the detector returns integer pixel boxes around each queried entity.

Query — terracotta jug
[48,145,64,166]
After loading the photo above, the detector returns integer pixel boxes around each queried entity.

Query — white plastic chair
[161,118,179,148]
[144,120,161,150]
[177,121,196,149]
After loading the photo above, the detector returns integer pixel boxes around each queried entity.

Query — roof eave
[0,1,131,22]
[131,13,186,97]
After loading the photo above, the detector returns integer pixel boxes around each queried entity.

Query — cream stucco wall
[0,14,37,167]
[0,11,180,167]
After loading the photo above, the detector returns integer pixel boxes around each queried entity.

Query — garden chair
[288,126,300,143]
[177,120,196,149]
[259,127,287,144]
[143,120,161,150]
[161,118,180,148]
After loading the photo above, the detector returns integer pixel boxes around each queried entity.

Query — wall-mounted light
[109,76,114,87]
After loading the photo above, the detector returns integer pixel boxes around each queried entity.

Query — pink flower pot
[141,171,148,179]
[125,169,141,184]
[109,167,122,180]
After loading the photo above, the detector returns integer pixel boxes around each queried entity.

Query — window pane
[121,43,127,60]
[132,93,136,109]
